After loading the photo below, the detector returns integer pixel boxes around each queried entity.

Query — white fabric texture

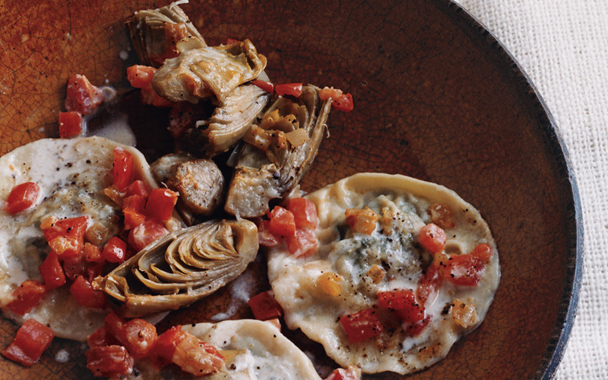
[454,1,608,379]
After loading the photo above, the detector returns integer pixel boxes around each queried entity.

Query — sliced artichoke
[184,84,270,157]
[152,39,267,104]
[102,220,258,318]
[127,2,206,67]
[224,85,332,218]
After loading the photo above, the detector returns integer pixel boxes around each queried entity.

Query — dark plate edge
[436,1,585,379]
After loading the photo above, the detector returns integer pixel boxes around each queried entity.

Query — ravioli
[267,173,500,374]
[128,319,323,380]
[0,137,177,341]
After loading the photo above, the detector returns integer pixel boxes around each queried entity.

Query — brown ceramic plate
[0,0,582,379]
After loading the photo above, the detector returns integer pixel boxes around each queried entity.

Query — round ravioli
[128,319,323,380]
[267,173,500,374]
[0,137,178,341]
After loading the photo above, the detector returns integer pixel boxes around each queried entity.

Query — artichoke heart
[225,85,332,218]
[102,220,258,317]
[152,39,267,104]
[127,2,206,67]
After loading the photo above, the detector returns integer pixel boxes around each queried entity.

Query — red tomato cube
[86,345,134,377]
[286,198,319,230]
[127,219,169,252]
[112,147,134,192]
[58,111,83,138]
[144,188,178,222]
[3,182,40,215]
[340,308,383,343]
[39,251,66,290]
[248,291,283,321]
[1,319,55,367]
[42,216,89,260]
[417,223,447,254]
[102,236,127,264]
[6,280,46,316]
[70,276,106,309]
[126,180,152,198]
[268,206,296,237]
[65,74,104,116]
[285,229,318,258]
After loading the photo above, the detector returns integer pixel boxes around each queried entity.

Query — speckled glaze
[0,0,582,379]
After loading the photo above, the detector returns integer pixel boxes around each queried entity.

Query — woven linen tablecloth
[454,1,608,379]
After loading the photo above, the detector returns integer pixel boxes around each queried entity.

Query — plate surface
[0,0,582,379]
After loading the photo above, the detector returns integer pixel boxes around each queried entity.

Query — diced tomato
[406,315,431,337]
[248,290,283,321]
[416,264,442,306]
[6,280,46,316]
[126,65,156,89]
[58,111,83,138]
[104,312,157,359]
[443,253,486,287]
[257,219,281,247]
[429,202,455,229]
[318,86,354,112]
[275,83,303,98]
[101,236,127,264]
[325,367,361,380]
[153,326,224,375]
[268,206,296,236]
[286,198,319,230]
[285,229,318,258]
[1,319,54,367]
[471,243,493,262]
[345,207,379,235]
[104,311,125,342]
[126,180,152,199]
[70,276,106,309]
[145,188,178,222]
[340,308,383,343]
[123,208,146,231]
[123,195,146,213]
[87,326,119,348]
[84,242,104,263]
[61,256,85,281]
[121,319,158,359]
[42,216,89,260]
[127,219,169,252]
[171,332,224,376]
[417,223,447,254]
[377,289,425,323]
[153,325,186,368]
[3,182,40,215]
[39,252,66,290]
[112,147,134,192]
[86,345,134,378]
[252,79,274,93]
[332,92,354,112]
[65,74,104,116]
[86,261,105,282]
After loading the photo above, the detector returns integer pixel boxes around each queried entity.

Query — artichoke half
[102,220,258,318]
[127,2,206,67]
[224,85,332,218]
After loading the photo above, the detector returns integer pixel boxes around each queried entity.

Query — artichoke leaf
[102,220,258,317]
[225,85,332,218]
